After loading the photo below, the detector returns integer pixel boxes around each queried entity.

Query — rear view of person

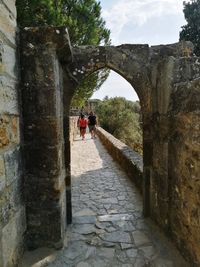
[79,114,87,140]
[88,111,97,139]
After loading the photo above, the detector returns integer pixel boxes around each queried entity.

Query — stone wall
[97,127,143,192]
[150,53,200,265]
[0,0,26,266]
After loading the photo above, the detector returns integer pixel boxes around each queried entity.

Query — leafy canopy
[16,0,111,105]
[180,0,200,56]
[95,97,143,154]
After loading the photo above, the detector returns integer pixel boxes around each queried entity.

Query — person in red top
[79,114,87,140]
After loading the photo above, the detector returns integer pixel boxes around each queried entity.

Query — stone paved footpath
[20,134,189,267]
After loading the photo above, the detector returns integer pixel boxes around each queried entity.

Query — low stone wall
[96,127,143,192]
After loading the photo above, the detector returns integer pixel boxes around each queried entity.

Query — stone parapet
[96,127,143,192]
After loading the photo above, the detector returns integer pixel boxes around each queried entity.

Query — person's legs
[82,128,86,139]
[90,125,96,138]
[80,127,84,140]
[93,125,96,138]
[89,125,93,138]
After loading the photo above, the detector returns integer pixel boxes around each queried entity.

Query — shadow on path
[20,134,189,267]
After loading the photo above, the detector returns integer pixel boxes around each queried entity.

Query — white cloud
[102,0,185,44]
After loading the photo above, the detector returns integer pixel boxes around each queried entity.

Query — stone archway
[64,44,153,218]
[20,27,200,265]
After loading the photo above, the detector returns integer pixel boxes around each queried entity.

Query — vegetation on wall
[180,0,200,56]
[16,0,111,106]
[95,97,143,155]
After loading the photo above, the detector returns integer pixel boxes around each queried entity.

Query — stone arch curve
[67,45,152,113]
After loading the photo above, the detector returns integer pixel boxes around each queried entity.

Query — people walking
[88,111,97,139]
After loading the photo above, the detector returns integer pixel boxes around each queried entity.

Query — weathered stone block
[0,154,6,191]
[0,77,19,115]
[24,175,61,203]
[22,86,58,117]
[2,0,17,18]
[0,39,17,78]
[24,145,62,178]
[0,115,19,148]
[4,145,21,186]
[0,178,23,227]
[169,78,200,113]
[26,205,63,249]
[0,2,16,45]
[23,117,61,146]
[2,207,26,267]
[173,57,200,84]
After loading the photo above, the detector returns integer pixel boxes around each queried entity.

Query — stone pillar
[142,114,153,217]
[20,27,72,248]
[148,56,175,230]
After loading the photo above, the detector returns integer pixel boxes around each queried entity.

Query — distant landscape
[95,97,143,155]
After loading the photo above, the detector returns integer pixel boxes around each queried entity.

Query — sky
[91,0,187,101]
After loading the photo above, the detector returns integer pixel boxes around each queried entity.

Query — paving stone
[121,243,134,250]
[97,247,115,259]
[139,246,157,260]
[89,258,109,267]
[98,214,133,222]
[114,221,136,232]
[132,231,151,247]
[126,248,138,258]
[101,198,118,204]
[133,257,147,267]
[95,222,110,229]
[73,216,97,224]
[72,224,97,235]
[85,246,96,259]
[106,226,117,233]
[63,242,88,260]
[74,208,96,217]
[76,262,92,267]
[100,231,131,243]
[150,258,174,267]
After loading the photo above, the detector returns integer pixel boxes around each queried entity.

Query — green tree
[16,0,111,105]
[95,97,143,154]
[180,0,200,56]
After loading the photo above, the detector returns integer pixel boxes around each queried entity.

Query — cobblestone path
[20,134,189,267]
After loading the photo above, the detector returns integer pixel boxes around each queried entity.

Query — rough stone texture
[66,42,200,265]
[96,127,143,192]
[19,27,73,249]
[0,1,26,266]
[19,26,200,266]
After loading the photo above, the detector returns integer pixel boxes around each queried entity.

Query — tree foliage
[95,97,143,154]
[180,0,200,56]
[16,0,111,105]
